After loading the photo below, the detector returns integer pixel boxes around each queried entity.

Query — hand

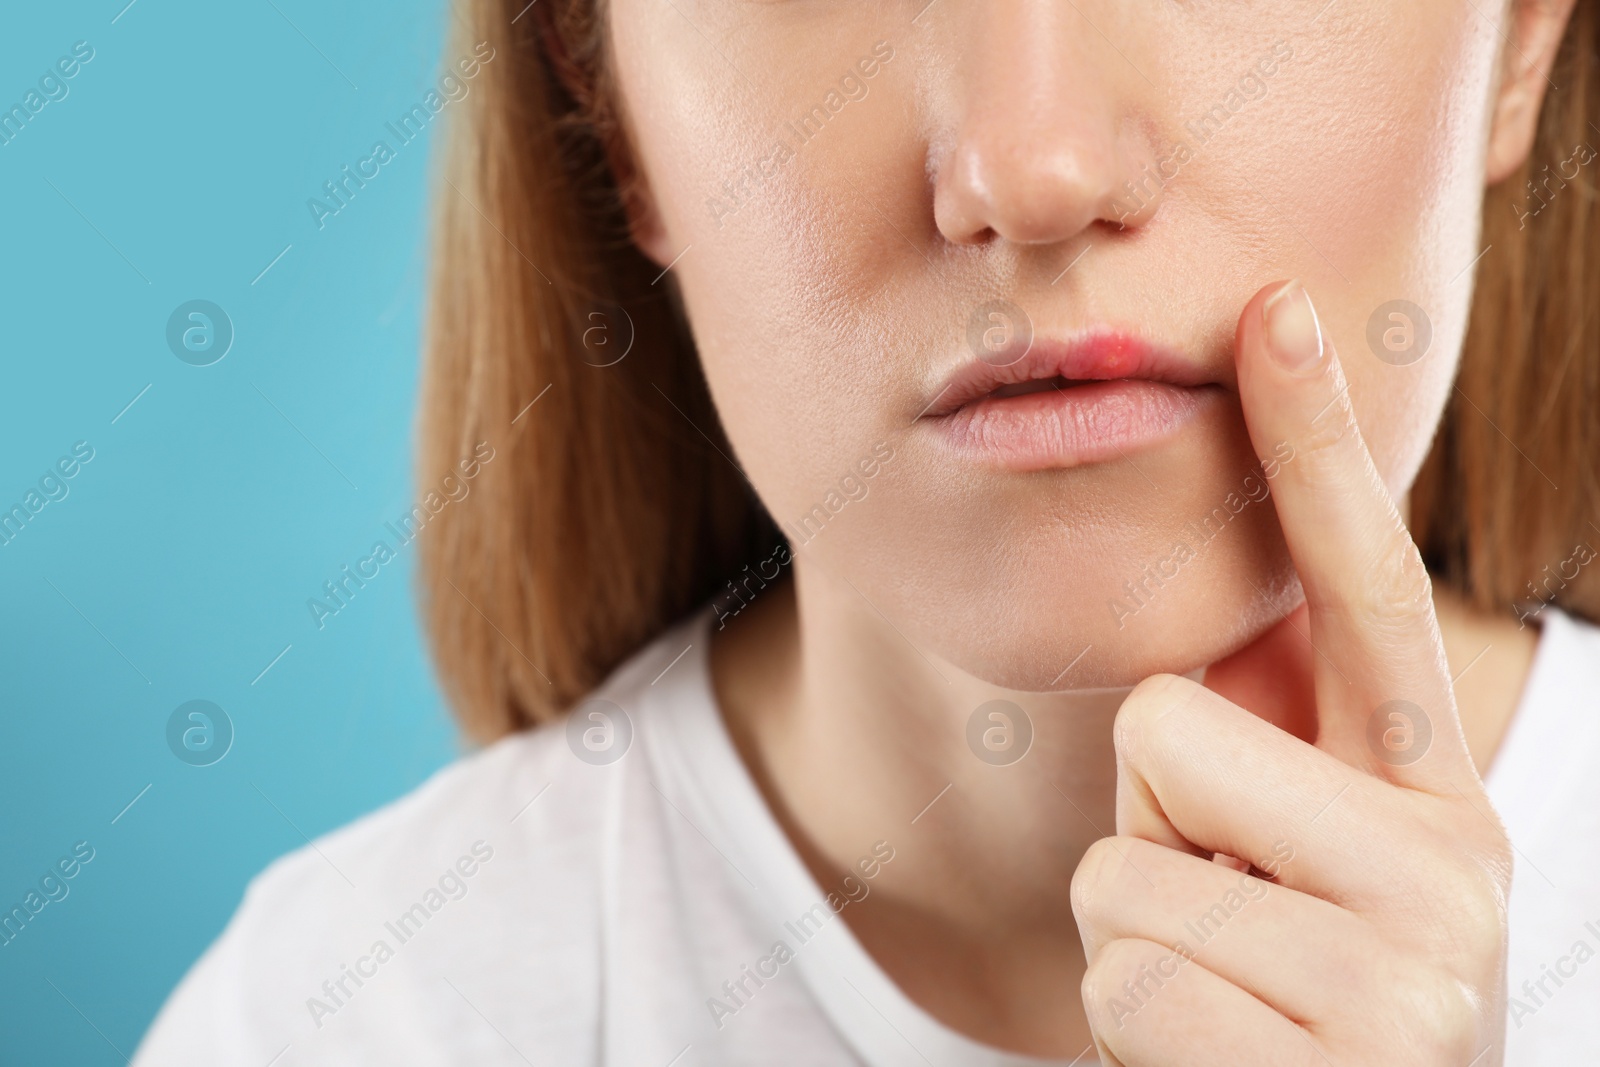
[1069,281,1513,1066]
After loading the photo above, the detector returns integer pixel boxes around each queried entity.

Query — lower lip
[928,380,1221,471]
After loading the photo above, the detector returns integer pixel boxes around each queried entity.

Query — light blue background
[0,1,464,1060]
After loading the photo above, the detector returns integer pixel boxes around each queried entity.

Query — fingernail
[1262,280,1325,373]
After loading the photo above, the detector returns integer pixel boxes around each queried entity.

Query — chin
[928,557,1300,694]
[830,435,1304,692]
[838,409,1308,688]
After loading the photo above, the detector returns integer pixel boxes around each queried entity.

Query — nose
[930,0,1161,247]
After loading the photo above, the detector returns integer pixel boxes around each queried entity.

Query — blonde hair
[1412,0,1600,626]
[420,0,1600,742]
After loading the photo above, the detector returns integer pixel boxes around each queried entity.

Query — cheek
[612,5,918,521]
[1174,7,1498,267]
[1300,10,1492,496]
[1170,5,1495,492]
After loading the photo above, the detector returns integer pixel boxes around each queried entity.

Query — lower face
[609,0,1500,688]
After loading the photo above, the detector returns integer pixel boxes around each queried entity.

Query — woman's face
[608,1,1509,687]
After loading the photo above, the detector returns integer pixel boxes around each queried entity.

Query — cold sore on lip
[923,330,1221,472]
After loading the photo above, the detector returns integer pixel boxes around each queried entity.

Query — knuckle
[1070,839,1112,920]
[1388,970,1480,1062]
[1071,836,1137,922]
[1079,959,1110,1022]
[1082,936,1193,1037]
[1388,833,1509,969]
[1081,937,1151,1008]
[1356,523,1435,624]
[1380,826,1509,966]
[1436,865,1509,964]
[1126,672,1187,709]
[1478,830,1516,892]
[1453,794,1516,880]
[1114,674,1192,761]
[1293,393,1360,465]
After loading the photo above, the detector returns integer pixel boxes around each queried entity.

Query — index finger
[1230,280,1472,792]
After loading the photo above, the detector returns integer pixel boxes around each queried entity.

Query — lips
[921,330,1223,471]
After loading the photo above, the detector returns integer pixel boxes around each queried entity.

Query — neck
[712,566,1122,1055]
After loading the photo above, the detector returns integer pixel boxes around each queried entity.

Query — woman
[136,0,1600,1063]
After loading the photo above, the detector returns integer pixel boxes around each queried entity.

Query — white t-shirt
[133,607,1600,1066]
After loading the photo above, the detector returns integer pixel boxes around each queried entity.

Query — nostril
[932,113,1163,248]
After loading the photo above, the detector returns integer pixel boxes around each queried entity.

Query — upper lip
[920,329,1215,419]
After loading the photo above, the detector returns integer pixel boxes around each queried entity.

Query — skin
[597,0,1576,1060]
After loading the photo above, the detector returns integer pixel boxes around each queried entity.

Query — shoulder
[1489,605,1600,827]
[1545,605,1600,666]
[134,611,708,1066]
[1506,606,1600,742]
[133,728,594,1065]
[1496,608,1600,1064]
